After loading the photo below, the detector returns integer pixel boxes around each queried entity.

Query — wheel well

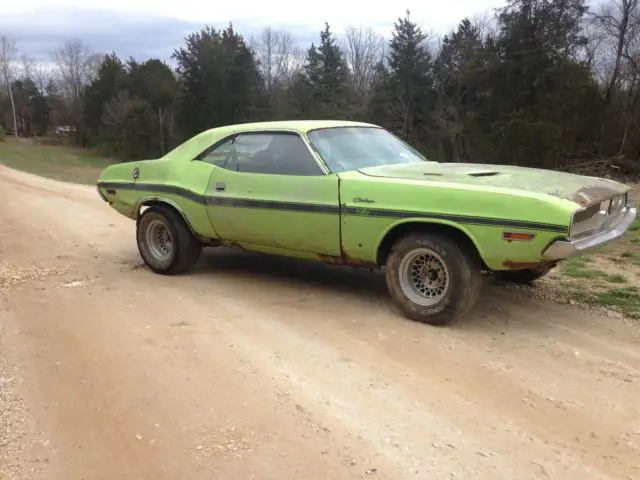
[137,200,198,237]
[376,222,487,269]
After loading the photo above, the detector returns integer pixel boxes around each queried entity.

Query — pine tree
[301,22,351,118]
[172,24,266,138]
[378,10,433,147]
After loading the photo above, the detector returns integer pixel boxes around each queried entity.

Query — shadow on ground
[162,247,566,333]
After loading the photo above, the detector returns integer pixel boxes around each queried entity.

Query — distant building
[55,126,77,135]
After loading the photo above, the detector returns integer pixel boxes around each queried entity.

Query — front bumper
[543,200,637,261]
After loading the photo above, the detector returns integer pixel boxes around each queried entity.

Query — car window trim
[306,125,432,169]
[192,129,331,176]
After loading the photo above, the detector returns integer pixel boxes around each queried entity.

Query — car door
[202,131,341,256]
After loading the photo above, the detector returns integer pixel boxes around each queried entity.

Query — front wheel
[385,232,483,326]
[136,205,202,275]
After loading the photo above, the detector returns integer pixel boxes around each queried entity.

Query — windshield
[307,127,430,173]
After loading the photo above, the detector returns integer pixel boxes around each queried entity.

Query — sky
[0,0,505,63]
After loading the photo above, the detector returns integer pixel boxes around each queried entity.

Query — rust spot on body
[343,254,377,267]
[218,239,246,251]
[503,260,548,270]
[317,252,378,268]
[317,254,344,265]
[573,185,618,206]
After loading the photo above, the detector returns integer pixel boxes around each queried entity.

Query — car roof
[202,119,380,135]
[163,120,384,161]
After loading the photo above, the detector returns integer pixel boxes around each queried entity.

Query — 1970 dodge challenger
[96,120,637,325]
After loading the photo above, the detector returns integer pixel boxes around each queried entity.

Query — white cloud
[1,0,504,36]
[0,0,506,62]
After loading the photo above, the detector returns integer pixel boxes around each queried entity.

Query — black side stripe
[206,196,339,214]
[97,181,569,233]
[98,182,205,204]
[341,207,568,233]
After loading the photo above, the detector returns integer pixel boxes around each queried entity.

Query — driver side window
[225,132,324,176]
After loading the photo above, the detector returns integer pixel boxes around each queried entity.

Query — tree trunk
[5,82,18,137]
[158,107,165,154]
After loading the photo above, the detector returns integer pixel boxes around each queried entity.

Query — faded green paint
[337,168,576,269]
[97,120,634,272]
[204,168,341,255]
[358,162,629,205]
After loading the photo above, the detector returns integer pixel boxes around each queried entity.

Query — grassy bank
[537,212,640,320]
[0,137,114,184]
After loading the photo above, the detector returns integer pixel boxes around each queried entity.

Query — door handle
[215,182,226,192]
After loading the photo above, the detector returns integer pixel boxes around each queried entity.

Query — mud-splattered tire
[385,232,483,326]
[495,266,552,284]
[136,205,202,275]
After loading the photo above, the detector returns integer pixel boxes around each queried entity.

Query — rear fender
[136,197,204,242]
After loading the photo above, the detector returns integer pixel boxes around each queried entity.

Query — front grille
[605,193,627,215]
[571,193,629,238]
[572,203,600,223]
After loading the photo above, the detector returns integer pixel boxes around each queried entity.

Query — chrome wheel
[398,247,450,306]
[145,219,173,261]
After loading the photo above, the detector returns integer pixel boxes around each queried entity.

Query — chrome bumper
[543,200,637,261]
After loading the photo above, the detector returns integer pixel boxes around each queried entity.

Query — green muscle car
[96,120,637,325]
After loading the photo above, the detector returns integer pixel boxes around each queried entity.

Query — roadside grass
[548,216,640,320]
[0,136,114,184]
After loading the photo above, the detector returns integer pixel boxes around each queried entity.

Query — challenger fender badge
[132,167,140,180]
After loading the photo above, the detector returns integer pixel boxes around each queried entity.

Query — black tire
[495,266,552,284]
[136,205,202,275]
[385,232,482,326]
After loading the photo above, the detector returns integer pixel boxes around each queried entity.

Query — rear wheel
[136,205,202,275]
[385,232,483,326]
[495,266,553,284]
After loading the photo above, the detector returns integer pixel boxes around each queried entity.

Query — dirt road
[1,164,639,480]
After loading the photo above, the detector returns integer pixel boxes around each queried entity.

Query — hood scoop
[466,171,500,177]
[421,170,501,178]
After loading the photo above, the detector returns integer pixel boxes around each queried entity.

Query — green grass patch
[561,285,640,318]
[0,137,115,184]
[561,257,628,284]
[562,257,606,278]
[607,274,628,284]
[594,287,640,318]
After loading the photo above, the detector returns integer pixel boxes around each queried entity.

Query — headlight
[607,194,626,214]
[574,193,628,238]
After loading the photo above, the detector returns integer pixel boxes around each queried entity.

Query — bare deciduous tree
[53,39,103,135]
[0,36,19,137]
[252,27,296,90]
[471,11,499,39]
[54,39,102,103]
[589,0,640,102]
[287,45,307,81]
[20,54,51,92]
[343,25,385,97]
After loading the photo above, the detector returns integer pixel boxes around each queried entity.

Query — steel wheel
[136,205,202,275]
[145,218,174,262]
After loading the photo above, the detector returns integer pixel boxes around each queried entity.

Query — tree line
[2,0,640,175]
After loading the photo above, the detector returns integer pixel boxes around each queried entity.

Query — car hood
[357,162,631,206]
